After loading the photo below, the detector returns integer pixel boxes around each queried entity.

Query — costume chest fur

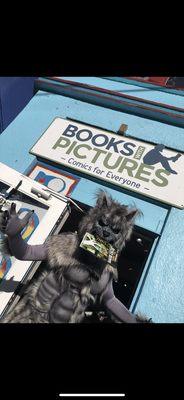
[2,233,116,323]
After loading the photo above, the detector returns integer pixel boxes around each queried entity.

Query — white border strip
[59,395,125,397]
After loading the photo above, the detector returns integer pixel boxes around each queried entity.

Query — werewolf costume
[0,191,151,323]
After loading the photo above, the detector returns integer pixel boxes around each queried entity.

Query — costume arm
[8,234,47,261]
[101,279,137,323]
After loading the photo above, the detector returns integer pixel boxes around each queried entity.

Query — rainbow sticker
[19,208,39,242]
[0,256,12,279]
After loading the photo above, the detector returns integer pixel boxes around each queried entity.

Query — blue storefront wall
[0,85,183,322]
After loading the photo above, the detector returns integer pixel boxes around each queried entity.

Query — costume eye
[99,217,107,227]
[112,227,120,234]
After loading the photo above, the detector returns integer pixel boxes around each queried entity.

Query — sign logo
[27,163,79,196]
[30,118,184,208]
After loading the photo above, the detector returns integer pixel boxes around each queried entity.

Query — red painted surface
[129,77,169,86]
[149,77,169,85]
[127,77,184,89]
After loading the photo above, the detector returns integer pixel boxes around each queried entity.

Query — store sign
[30,118,184,208]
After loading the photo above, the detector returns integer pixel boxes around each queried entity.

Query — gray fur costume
[0,191,152,323]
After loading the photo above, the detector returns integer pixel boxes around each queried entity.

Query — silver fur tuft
[0,235,11,256]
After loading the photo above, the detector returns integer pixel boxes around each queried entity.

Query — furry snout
[92,223,116,245]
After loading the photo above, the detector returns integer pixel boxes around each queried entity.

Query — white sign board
[0,162,70,317]
[30,118,184,208]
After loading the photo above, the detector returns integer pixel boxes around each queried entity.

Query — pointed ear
[126,208,142,222]
[96,190,112,208]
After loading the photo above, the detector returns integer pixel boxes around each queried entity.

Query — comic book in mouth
[80,232,118,267]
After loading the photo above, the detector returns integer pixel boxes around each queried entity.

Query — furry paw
[0,203,34,237]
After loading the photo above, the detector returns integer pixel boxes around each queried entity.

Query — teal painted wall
[58,77,184,109]
[0,78,183,322]
[134,207,184,322]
